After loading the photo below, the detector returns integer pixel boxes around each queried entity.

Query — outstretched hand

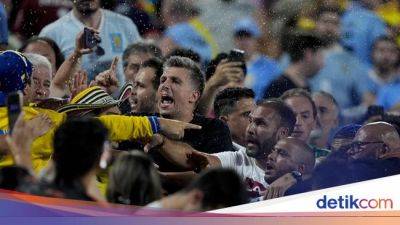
[158,118,201,140]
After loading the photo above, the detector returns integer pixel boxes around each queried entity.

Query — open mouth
[265,162,274,175]
[159,95,174,109]
[130,97,138,108]
[291,130,303,137]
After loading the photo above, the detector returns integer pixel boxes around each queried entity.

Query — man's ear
[219,115,229,123]
[189,90,201,104]
[378,144,390,159]
[276,127,290,140]
[297,164,306,174]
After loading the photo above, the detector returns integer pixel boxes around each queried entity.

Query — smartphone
[83,27,100,49]
[228,49,245,62]
[6,91,23,134]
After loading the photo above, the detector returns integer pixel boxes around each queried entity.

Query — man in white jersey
[39,0,141,83]
[146,99,296,201]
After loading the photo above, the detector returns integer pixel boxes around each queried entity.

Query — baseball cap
[233,17,261,38]
[0,50,32,94]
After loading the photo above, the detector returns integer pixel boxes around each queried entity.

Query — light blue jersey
[341,2,387,65]
[40,9,141,83]
[244,55,281,101]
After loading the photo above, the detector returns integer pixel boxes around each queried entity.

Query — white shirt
[214,143,268,202]
[40,9,142,83]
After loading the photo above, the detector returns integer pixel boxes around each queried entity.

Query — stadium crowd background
[0,0,399,211]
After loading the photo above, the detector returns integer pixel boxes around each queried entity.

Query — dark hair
[53,118,108,187]
[257,99,296,135]
[0,166,31,191]
[166,48,201,64]
[122,42,162,66]
[382,114,400,135]
[164,56,205,95]
[185,168,248,210]
[141,57,164,90]
[214,87,255,117]
[281,88,318,119]
[107,151,162,206]
[282,32,326,62]
[205,52,247,81]
[19,36,65,70]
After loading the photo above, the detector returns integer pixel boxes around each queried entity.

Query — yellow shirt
[0,107,155,173]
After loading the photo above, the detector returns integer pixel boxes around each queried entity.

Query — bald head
[349,122,400,160]
[265,137,316,184]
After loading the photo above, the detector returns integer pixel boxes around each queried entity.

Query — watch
[291,171,302,183]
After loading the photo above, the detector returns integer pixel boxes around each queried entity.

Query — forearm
[159,138,197,169]
[50,51,81,97]
[197,83,218,115]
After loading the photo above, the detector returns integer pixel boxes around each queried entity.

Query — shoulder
[103,9,133,24]
[40,12,72,35]
[193,115,229,133]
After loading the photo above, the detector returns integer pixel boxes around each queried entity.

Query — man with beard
[40,0,141,82]
[146,99,296,201]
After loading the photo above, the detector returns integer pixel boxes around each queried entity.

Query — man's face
[130,67,157,114]
[245,106,281,159]
[372,40,399,70]
[223,97,256,146]
[315,12,340,43]
[24,42,56,76]
[158,67,199,119]
[72,0,100,16]
[313,94,338,135]
[123,53,153,82]
[26,65,51,102]
[265,139,300,183]
[348,127,384,160]
[284,96,317,142]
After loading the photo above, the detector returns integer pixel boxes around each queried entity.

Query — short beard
[76,7,98,17]
[246,136,277,159]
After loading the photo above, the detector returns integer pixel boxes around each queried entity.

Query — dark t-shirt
[118,114,233,171]
[263,74,310,99]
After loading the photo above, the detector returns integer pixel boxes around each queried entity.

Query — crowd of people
[0,0,400,211]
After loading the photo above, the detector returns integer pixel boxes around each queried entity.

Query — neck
[167,108,195,123]
[285,63,308,87]
[73,8,102,29]
[255,158,268,170]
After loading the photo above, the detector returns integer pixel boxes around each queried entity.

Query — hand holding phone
[83,27,101,49]
[228,49,245,62]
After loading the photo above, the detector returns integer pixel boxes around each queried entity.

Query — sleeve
[202,119,233,153]
[98,115,157,142]
[213,151,239,169]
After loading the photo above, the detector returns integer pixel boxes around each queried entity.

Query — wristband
[148,116,161,134]
[291,171,302,183]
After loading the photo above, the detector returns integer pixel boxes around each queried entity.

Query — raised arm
[50,28,99,98]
